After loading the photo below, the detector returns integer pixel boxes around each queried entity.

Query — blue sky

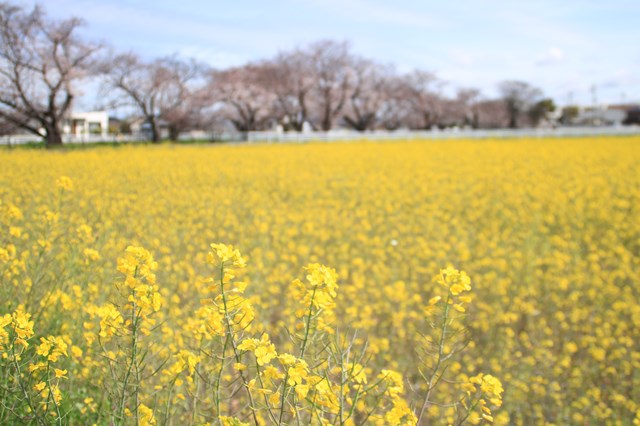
[18,0,640,107]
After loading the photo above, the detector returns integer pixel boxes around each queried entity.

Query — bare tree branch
[0,2,101,147]
[498,80,543,129]
[207,63,276,133]
[99,52,206,141]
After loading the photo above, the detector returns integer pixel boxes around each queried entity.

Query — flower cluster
[462,374,504,423]
[427,266,473,314]
[117,245,162,315]
[238,333,278,366]
[55,175,74,192]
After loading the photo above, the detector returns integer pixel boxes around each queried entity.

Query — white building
[572,106,627,127]
[62,111,109,136]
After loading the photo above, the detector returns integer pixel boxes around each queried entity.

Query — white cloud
[449,50,476,66]
[535,47,565,66]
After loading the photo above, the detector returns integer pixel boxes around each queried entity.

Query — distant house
[571,106,627,126]
[129,117,170,139]
[62,111,109,136]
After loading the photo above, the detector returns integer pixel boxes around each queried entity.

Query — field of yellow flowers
[1,137,639,425]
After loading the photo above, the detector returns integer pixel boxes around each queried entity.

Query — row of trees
[102,42,557,141]
[0,2,555,147]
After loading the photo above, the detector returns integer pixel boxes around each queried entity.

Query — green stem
[455,396,482,426]
[219,262,259,426]
[45,363,63,425]
[10,344,43,425]
[299,286,318,358]
[119,297,139,425]
[190,365,199,425]
[338,332,352,426]
[417,293,451,424]
[162,377,177,426]
[278,286,319,425]
[277,373,289,426]
[215,334,229,421]
[254,361,279,424]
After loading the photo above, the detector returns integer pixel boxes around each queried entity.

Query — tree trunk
[44,123,63,148]
[168,125,180,142]
[290,114,304,132]
[344,115,369,132]
[149,117,160,143]
[320,97,333,131]
[298,93,308,132]
[321,110,332,131]
[422,112,433,130]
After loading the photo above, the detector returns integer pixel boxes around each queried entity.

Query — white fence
[2,126,640,146]
[246,126,640,143]
[0,134,149,146]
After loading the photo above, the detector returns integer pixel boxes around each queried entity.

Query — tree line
[1,2,557,147]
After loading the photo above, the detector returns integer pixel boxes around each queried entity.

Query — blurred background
[2,1,639,144]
